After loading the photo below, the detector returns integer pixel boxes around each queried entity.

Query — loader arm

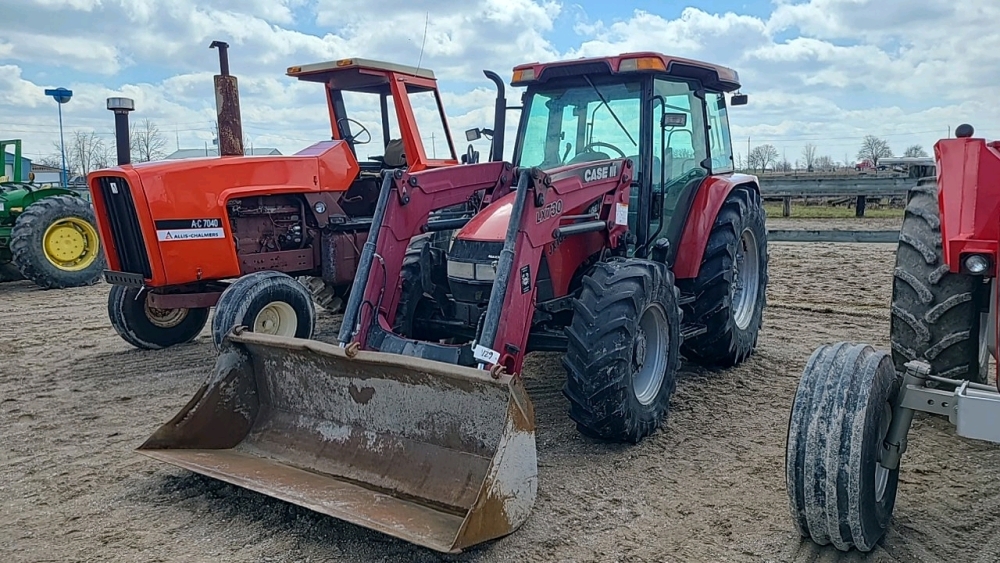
[340,158,633,376]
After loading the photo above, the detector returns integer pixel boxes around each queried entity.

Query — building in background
[2,151,32,182]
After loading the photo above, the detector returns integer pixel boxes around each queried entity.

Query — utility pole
[431,132,436,158]
[43,87,73,185]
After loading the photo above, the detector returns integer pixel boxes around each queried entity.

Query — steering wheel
[579,141,627,159]
[337,118,371,145]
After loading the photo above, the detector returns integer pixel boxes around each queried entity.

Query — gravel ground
[4,215,1000,563]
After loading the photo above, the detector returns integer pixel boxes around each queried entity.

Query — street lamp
[43,87,73,186]
[106,97,135,165]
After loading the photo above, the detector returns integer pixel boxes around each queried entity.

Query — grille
[96,176,152,278]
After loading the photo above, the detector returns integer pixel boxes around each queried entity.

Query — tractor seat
[383,139,407,168]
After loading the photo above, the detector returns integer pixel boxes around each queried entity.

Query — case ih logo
[535,199,563,223]
[583,162,619,183]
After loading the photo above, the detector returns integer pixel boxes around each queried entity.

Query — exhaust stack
[106,97,134,165]
[210,40,244,157]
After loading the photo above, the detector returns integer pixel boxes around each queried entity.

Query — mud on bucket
[137,331,538,553]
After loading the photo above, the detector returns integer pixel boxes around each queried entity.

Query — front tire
[562,259,682,443]
[786,342,900,552]
[890,180,988,383]
[108,285,210,350]
[679,186,768,367]
[10,195,105,289]
[211,271,315,350]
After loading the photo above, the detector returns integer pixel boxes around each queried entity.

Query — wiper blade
[584,75,636,147]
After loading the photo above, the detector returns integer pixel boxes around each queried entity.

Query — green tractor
[1,139,105,288]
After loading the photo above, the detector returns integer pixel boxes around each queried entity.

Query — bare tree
[904,144,928,158]
[130,118,168,162]
[814,155,834,171]
[93,140,117,169]
[801,143,818,171]
[776,159,793,173]
[857,135,893,168]
[748,144,779,172]
[36,152,63,169]
[66,131,108,176]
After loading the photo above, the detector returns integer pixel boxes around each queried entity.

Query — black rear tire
[562,258,682,443]
[890,180,988,383]
[394,233,450,339]
[10,195,105,289]
[679,186,768,367]
[211,271,315,350]
[108,285,210,350]
[786,342,900,552]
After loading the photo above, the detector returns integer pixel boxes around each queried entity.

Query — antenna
[416,12,429,70]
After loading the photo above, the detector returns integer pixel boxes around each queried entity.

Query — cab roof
[511,52,741,92]
[286,58,437,93]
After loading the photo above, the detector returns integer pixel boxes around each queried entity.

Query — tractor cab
[288,58,459,216]
[509,52,745,262]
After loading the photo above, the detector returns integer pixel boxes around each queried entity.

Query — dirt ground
[4,216,1000,563]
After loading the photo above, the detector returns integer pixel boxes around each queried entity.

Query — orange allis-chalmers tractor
[87,43,506,350]
[136,53,769,552]
[786,124,1000,553]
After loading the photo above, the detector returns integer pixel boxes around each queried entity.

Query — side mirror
[661,113,687,128]
[731,93,748,106]
[465,128,482,142]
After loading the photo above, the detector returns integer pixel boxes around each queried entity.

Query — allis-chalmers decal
[154,218,225,241]
[535,199,563,223]
[583,161,620,183]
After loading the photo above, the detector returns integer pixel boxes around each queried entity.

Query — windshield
[515,80,642,170]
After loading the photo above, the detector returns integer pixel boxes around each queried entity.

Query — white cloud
[3,0,1000,169]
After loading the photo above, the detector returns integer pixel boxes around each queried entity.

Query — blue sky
[3,0,999,171]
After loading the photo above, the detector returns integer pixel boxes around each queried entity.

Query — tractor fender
[672,173,759,280]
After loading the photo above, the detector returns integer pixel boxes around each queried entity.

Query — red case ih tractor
[87,45,505,350]
[786,123,1000,552]
[136,52,769,552]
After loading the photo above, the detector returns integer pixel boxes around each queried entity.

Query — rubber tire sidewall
[107,284,209,350]
[562,258,682,443]
[10,195,106,289]
[890,179,988,384]
[786,342,899,552]
[680,186,768,368]
[211,271,316,350]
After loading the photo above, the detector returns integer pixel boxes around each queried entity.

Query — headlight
[475,262,496,281]
[447,260,496,281]
[447,260,475,279]
[964,254,991,275]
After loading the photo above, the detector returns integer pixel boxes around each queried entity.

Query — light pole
[106,97,135,165]
[44,87,73,186]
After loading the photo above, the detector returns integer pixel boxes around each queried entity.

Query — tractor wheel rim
[875,401,893,502]
[632,303,669,406]
[253,302,298,337]
[732,228,760,331]
[42,217,100,271]
[144,297,189,329]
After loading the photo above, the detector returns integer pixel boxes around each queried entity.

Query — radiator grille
[96,176,152,278]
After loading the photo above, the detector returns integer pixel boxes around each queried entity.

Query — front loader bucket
[137,331,537,553]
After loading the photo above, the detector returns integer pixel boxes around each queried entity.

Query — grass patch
[763,202,904,219]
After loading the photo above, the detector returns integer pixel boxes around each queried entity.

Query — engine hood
[87,140,359,205]
[455,189,515,243]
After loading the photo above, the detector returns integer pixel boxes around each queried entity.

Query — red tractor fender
[935,137,1000,274]
[672,173,760,280]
